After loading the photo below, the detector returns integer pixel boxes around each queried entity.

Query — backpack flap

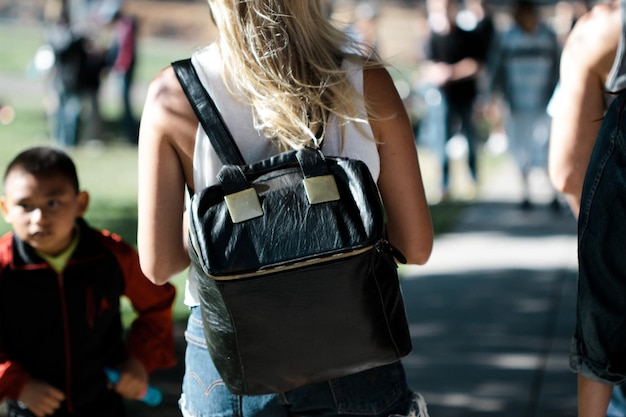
[188,148,386,280]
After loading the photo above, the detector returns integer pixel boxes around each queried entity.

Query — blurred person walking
[490,0,561,210]
[44,4,107,148]
[421,0,490,200]
[103,3,140,144]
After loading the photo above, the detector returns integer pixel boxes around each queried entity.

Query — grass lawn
[0,21,468,326]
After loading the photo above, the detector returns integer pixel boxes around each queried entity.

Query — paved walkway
[401,160,578,417]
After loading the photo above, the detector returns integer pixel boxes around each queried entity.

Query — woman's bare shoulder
[142,65,198,145]
[564,2,620,69]
[362,66,395,103]
[146,66,194,119]
[362,66,405,123]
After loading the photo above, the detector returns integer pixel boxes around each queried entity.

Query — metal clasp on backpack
[303,175,340,204]
[224,187,264,223]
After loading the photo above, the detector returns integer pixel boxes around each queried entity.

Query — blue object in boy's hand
[104,367,162,407]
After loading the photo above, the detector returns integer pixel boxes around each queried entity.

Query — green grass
[0,23,201,79]
[0,26,45,76]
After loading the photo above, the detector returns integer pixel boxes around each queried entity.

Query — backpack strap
[172,58,246,166]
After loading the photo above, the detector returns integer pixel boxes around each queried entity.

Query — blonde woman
[137,1,433,416]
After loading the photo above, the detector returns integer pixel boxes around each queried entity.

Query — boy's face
[1,170,88,256]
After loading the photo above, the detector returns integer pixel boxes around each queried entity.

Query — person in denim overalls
[549,0,626,415]
[136,1,434,416]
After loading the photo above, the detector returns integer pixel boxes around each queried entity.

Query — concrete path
[398,156,578,417]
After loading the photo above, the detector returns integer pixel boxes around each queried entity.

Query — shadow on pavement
[400,199,578,417]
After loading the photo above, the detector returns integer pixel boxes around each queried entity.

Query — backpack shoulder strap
[172,58,246,166]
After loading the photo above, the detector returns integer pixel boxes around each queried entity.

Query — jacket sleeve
[0,235,32,400]
[104,233,177,373]
[0,355,31,401]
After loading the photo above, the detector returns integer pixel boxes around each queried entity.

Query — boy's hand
[110,357,149,400]
[18,379,65,417]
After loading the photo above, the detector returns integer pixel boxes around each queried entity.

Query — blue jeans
[55,91,82,147]
[180,307,426,417]
[607,386,626,417]
[572,90,626,384]
[6,401,36,417]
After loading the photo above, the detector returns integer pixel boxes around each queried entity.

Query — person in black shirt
[422,0,491,199]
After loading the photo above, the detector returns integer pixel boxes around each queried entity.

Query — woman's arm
[549,4,621,417]
[365,67,433,265]
[137,66,198,284]
[578,375,613,417]
[549,5,620,216]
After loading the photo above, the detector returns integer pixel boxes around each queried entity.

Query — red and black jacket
[0,218,176,416]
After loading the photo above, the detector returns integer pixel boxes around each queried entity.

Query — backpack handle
[216,148,339,223]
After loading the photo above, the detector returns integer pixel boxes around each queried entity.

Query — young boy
[0,146,176,417]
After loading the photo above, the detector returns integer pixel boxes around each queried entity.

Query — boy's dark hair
[4,147,80,193]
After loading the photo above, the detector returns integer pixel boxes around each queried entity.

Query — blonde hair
[208,0,381,151]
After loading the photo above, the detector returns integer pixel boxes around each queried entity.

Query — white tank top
[184,44,380,306]
[606,0,626,93]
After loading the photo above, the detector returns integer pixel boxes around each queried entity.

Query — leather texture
[174,58,413,396]
[189,149,385,277]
